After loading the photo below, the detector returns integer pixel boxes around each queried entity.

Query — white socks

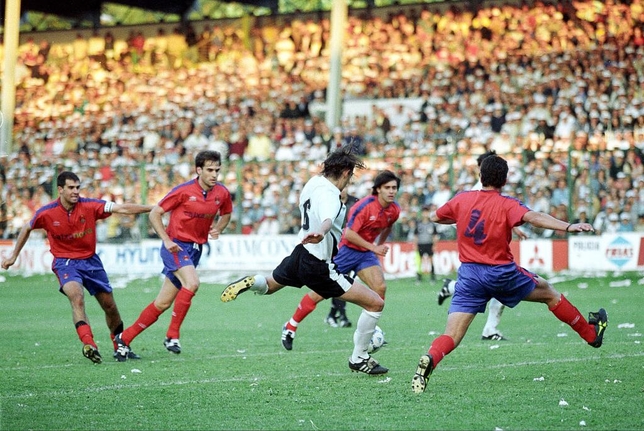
[447,279,456,295]
[351,310,382,362]
[251,274,268,295]
[482,298,505,337]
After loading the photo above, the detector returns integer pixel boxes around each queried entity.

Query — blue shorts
[449,262,538,314]
[333,246,381,275]
[160,239,203,289]
[52,255,112,296]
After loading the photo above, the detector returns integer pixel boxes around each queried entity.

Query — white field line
[1,338,640,372]
[2,350,642,400]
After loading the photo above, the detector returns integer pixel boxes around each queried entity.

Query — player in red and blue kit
[411,155,608,394]
[279,170,401,352]
[115,150,232,360]
[1,171,153,364]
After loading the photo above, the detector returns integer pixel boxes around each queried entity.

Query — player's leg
[222,247,307,303]
[481,298,506,340]
[524,276,607,347]
[93,290,142,360]
[326,298,340,327]
[438,278,456,305]
[355,263,386,299]
[340,281,386,373]
[414,263,487,393]
[412,311,476,393]
[61,280,102,364]
[415,249,423,282]
[428,251,436,281]
[114,277,179,361]
[164,264,201,354]
[81,261,141,360]
[333,298,352,327]
[285,291,324,333]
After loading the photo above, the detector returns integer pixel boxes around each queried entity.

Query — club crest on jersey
[80,216,85,225]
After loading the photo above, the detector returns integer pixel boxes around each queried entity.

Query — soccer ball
[368,325,385,354]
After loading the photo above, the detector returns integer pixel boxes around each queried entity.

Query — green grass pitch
[1,272,642,430]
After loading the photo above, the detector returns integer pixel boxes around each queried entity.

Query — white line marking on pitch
[2,351,642,400]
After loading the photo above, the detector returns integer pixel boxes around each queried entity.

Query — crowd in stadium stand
[2,0,644,241]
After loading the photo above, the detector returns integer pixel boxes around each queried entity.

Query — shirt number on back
[464,209,487,245]
[302,199,311,231]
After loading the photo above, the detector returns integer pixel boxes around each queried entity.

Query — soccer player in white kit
[220,148,389,375]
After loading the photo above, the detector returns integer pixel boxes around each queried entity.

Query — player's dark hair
[371,170,401,195]
[477,150,497,167]
[195,150,221,168]
[480,155,508,188]
[57,171,80,188]
[321,147,366,180]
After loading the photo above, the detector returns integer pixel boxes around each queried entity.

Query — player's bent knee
[366,297,385,313]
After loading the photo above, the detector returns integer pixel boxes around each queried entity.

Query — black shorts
[418,243,434,257]
[272,244,354,299]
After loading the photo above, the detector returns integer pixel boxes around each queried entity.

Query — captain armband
[104,201,115,213]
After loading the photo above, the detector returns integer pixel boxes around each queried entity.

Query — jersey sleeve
[29,211,44,230]
[390,204,401,225]
[436,202,456,222]
[507,199,530,226]
[218,189,234,215]
[94,200,112,220]
[159,189,184,212]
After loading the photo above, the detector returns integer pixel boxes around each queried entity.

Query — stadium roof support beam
[1,0,19,154]
[325,0,346,131]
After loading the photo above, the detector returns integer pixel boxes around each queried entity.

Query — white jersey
[298,175,345,262]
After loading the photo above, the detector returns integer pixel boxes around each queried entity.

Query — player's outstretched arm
[111,203,155,214]
[523,211,594,233]
[1,224,33,270]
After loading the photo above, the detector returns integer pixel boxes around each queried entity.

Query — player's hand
[1,257,15,270]
[567,222,595,233]
[301,232,323,244]
[373,244,389,256]
[164,239,183,253]
[513,227,528,240]
[209,228,221,240]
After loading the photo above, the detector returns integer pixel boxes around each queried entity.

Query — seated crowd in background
[2,0,644,240]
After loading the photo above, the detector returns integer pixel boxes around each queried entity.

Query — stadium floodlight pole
[1,0,20,155]
[325,0,347,131]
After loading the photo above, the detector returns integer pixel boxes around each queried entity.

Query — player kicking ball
[221,149,388,375]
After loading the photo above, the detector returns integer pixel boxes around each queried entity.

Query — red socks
[428,334,456,368]
[549,295,596,343]
[166,288,195,339]
[76,323,96,347]
[286,294,318,332]
[122,302,164,345]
